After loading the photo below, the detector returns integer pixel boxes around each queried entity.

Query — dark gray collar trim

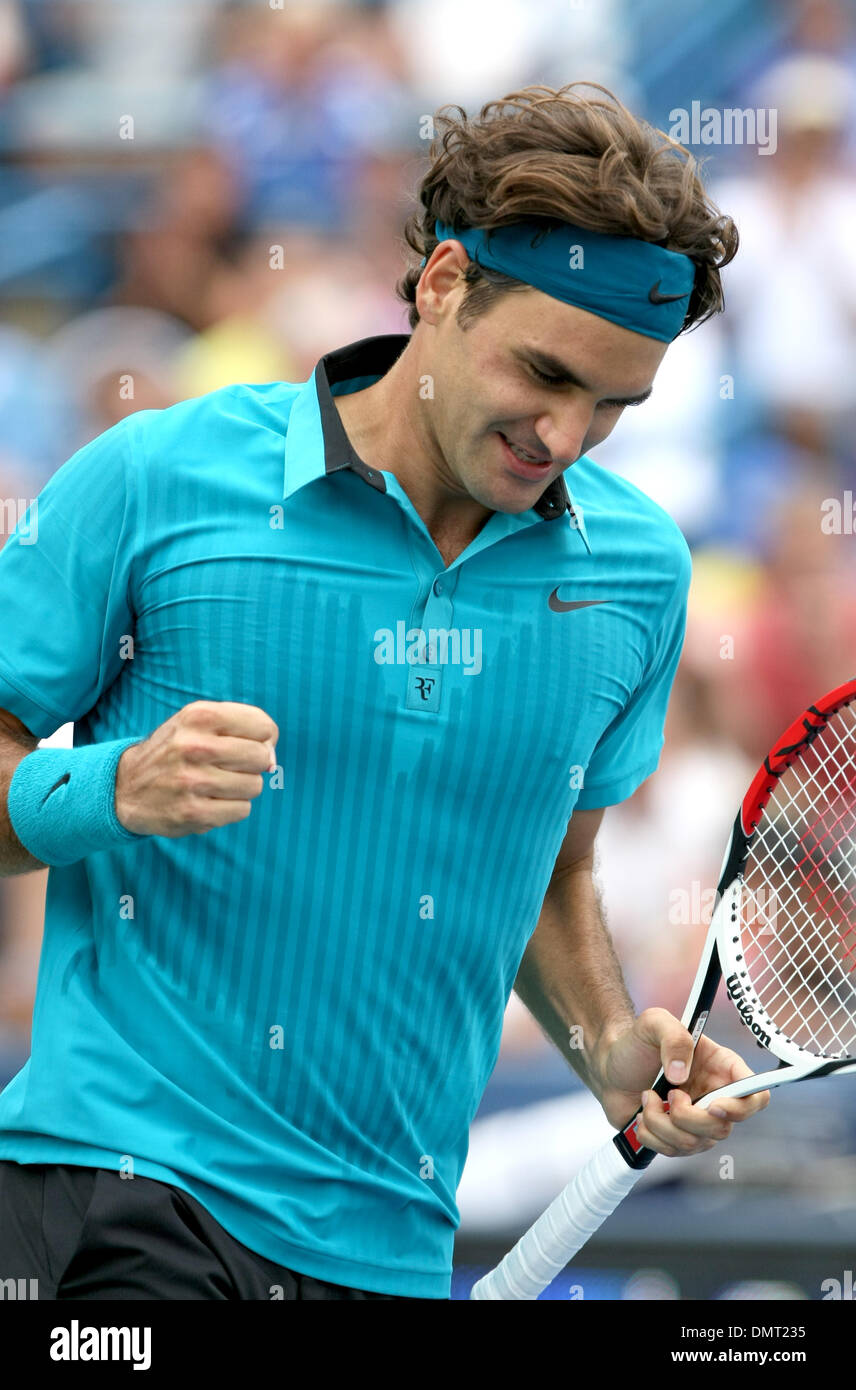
[314,333,572,520]
[315,335,411,494]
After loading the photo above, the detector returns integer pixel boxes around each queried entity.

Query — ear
[416,240,470,326]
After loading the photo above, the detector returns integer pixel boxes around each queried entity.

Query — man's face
[416,245,670,515]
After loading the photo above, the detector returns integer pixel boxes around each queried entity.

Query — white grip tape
[469,1139,643,1300]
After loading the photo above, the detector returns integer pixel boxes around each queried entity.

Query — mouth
[496,432,554,482]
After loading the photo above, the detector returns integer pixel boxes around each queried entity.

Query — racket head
[715,678,856,1066]
[618,677,856,1167]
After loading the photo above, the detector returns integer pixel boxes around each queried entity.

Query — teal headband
[426,219,696,342]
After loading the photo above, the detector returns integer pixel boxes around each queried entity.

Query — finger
[635,1007,694,1088]
[706,1089,771,1122]
[190,799,253,831]
[193,769,266,801]
[634,1089,714,1156]
[666,1087,732,1142]
[201,736,277,775]
[183,701,279,745]
[720,1050,756,1083]
[162,798,254,835]
[168,755,267,804]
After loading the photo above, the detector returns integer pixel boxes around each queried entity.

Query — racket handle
[469,1137,643,1300]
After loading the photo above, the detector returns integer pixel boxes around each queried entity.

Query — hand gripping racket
[471,678,856,1299]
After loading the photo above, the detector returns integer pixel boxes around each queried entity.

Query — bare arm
[514,803,770,1153]
[513,807,635,1104]
[0,708,45,877]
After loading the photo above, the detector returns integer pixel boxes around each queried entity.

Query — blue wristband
[8,737,147,867]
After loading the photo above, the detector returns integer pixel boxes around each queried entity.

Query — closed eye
[528,365,646,407]
[529,365,566,387]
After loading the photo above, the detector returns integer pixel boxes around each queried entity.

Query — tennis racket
[470,677,856,1300]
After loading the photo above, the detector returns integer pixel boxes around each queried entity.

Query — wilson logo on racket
[725,974,771,1048]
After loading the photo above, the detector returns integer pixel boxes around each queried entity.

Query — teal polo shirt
[0,333,690,1297]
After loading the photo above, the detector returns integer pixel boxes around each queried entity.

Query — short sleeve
[0,414,139,739]
[574,540,691,810]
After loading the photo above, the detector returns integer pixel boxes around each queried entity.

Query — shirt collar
[283,332,590,546]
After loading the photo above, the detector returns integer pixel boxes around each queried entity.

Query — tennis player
[0,83,768,1300]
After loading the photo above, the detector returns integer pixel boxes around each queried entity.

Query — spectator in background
[670,489,856,766]
[0,326,71,491]
[40,307,192,449]
[203,2,411,234]
[112,147,247,334]
[769,0,856,89]
[262,230,409,379]
[714,55,856,461]
[730,489,856,753]
[0,0,29,91]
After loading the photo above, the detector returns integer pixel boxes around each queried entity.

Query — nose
[534,401,593,466]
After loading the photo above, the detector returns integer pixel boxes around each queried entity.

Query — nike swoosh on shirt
[548,589,609,613]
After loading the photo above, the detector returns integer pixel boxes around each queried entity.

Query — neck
[331,340,492,550]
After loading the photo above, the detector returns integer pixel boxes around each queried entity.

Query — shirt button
[433,578,444,596]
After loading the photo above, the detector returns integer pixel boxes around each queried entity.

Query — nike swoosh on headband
[548,589,609,613]
[648,281,690,304]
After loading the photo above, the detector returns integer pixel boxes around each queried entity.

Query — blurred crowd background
[1,0,856,1299]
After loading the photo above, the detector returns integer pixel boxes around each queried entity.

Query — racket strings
[740,702,856,1057]
[747,778,856,1051]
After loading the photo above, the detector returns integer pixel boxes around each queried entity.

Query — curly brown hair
[396,82,738,335]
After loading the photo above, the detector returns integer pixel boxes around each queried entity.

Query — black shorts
[0,1161,429,1301]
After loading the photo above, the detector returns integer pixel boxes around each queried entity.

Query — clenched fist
[115,701,278,838]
